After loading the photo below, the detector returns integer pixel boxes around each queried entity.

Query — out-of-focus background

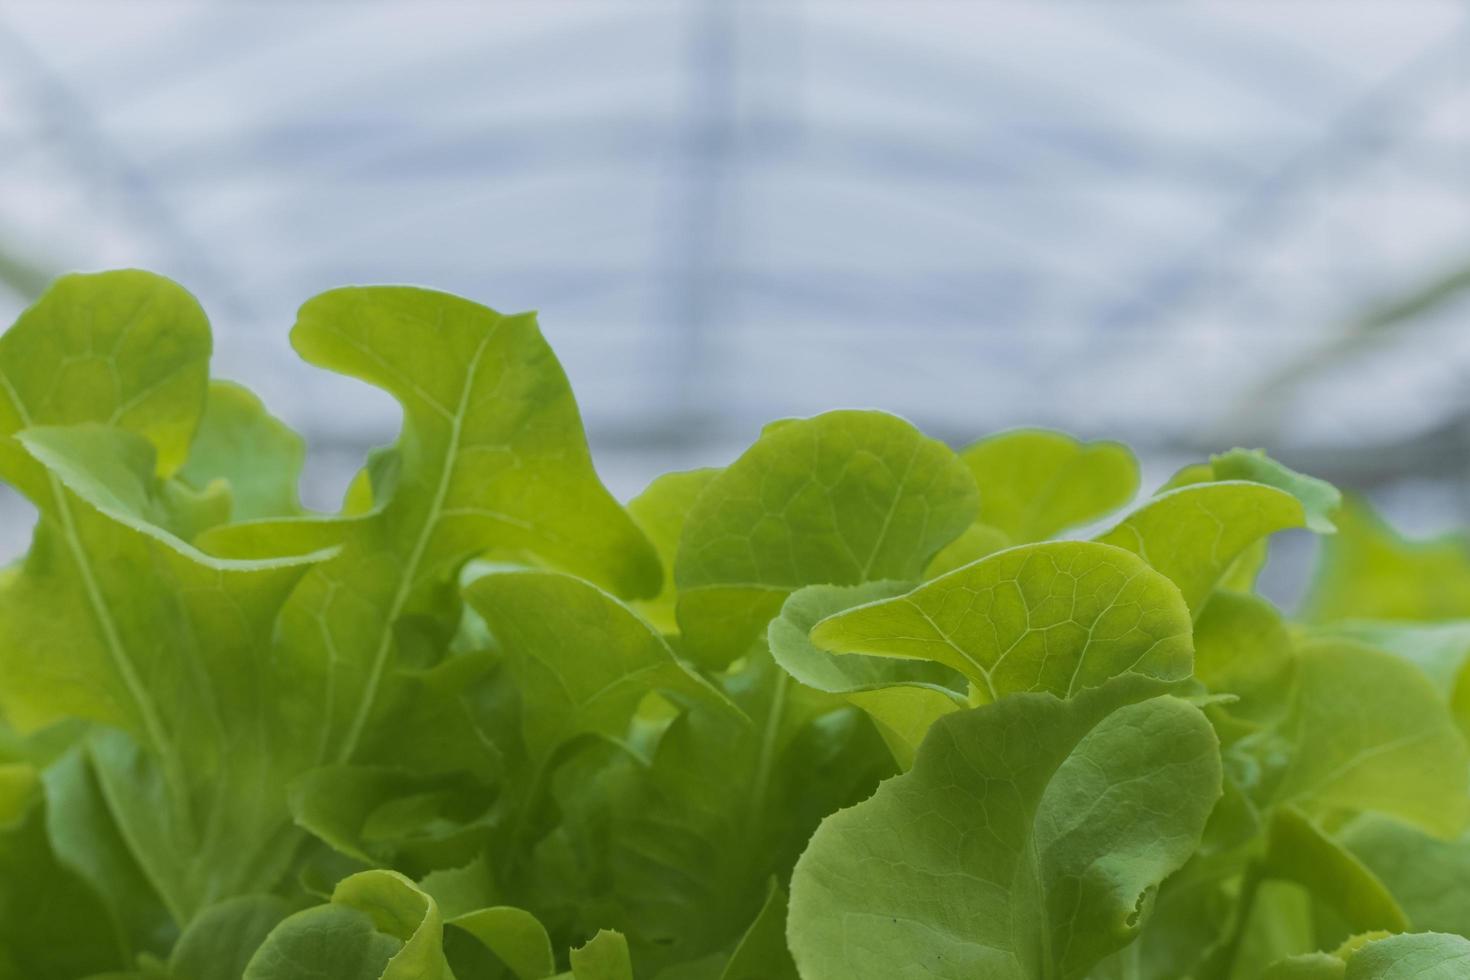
[2,1,1469,602]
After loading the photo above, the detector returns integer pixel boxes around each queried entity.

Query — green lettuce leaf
[168,896,294,980]
[288,765,496,874]
[529,648,890,975]
[5,270,1469,979]
[269,287,662,775]
[244,870,450,980]
[1253,641,1469,838]
[1304,497,1470,623]
[959,428,1139,541]
[464,569,736,768]
[1260,806,1408,936]
[446,905,556,980]
[0,761,131,979]
[0,271,210,504]
[1097,451,1340,614]
[1192,591,1295,725]
[627,469,720,635]
[808,540,1194,703]
[674,410,978,666]
[719,882,797,980]
[1266,932,1470,979]
[568,931,634,980]
[0,426,331,921]
[923,521,1011,578]
[768,581,965,767]
[787,677,1221,980]
[177,380,304,522]
[1343,816,1470,939]
[42,747,173,963]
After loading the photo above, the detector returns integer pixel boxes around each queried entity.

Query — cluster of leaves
[2,271,1469,980]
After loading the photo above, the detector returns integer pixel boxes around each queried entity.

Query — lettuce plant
[2,271,1469,980]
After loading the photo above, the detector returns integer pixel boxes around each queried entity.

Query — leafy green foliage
[767,580,964,767]
[1096,449,1341,615]
[673,410,978,666]
[1303,496,1470,622]
[958,427,1139,542]
[807,540,1194,703]
[0,272,1466,978]
[788,677,1221,980]
[1264,932,1470,979]
[178,380,305,521]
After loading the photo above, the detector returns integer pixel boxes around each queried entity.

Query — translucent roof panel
[2,1,1469,572]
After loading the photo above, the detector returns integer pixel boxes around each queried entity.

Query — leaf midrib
[0,365,195,920]
[334,327,496,765]
[0,369,181,776]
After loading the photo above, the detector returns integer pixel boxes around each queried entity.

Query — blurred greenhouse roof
[2,1,1470,569]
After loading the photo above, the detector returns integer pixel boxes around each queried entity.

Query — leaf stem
[747,661,789,830]
[334,330,493,765]
[1210,862,1264,980]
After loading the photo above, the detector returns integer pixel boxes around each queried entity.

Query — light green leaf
[809,541,1194,704]
[768,582,965,767]
[416,853,496,918]
[627,468,720,634]
[1304,497,1470,623]
[843,685,966,771]
[1095,482,1310,615]
[570,930,633,980]
[923,521,1011,578]
[1193,591,1295,724]
[769,582,951,695]
[1219,539,1271,594]
[178,380,304,522]
[674,410,978,666]
[0,426,332,920]
[449,906,556,980]
[1344,816,1470,939]
[1311,621,1470,694]
[1261,642,1470,838]
[195,511,368,560]
[787,677,1221,980]
[295,286,659,595]
[275,287,661,770]
[334,870,452,980]
[1209,449,1340,534]
[959,428,1138,541]
[1309,620,1470,738]
[1262,806,1409,935]
[1097,453,1339,614]
[464,569,737,766]
[11,424,228,544]
[0,270,210,503]
[1344,932,1470,978]
[246,869,454,980]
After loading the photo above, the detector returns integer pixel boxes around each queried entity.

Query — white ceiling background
[2,0,1469,594]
